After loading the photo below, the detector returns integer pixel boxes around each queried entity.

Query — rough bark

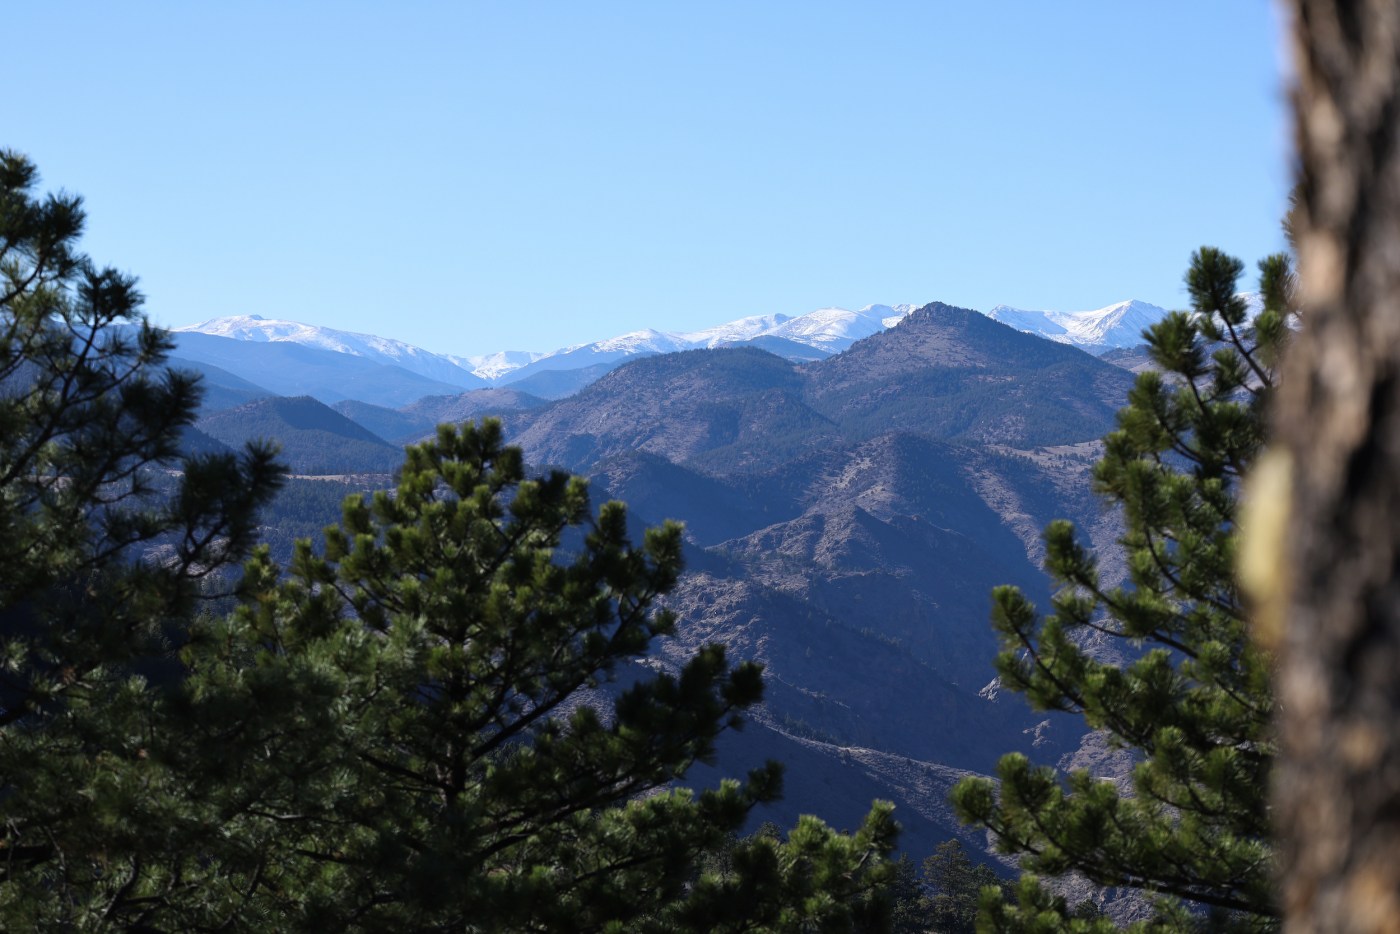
[1277,1,1400,931]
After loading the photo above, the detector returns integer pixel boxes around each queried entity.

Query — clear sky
[8,2,1291,357]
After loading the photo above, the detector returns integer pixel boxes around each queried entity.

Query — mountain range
[191,303,1132,877]
[168,298,1172,409]
[172,304,920,390]
[162,298,1159,916]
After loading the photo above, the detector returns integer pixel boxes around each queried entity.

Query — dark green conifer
[922,839,1011,933]
[0,149,282,926]
[951,247,1295,932]
[887,838,1013,934]
[175,419,897,930]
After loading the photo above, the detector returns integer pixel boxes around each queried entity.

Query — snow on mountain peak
[165,290,1280,407]
[495,303,921,383]
[762,305,909,347]
[985,295,1275,352]
[456,350,546,381]
[986,300,1170,350]
[861,303,919,329]
[173,315,485,387]
[677,312,793,347]
[176,302,924,390]
[552,328,687,356]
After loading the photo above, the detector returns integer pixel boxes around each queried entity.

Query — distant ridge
[507,302,1135,475]
[171,294,1188,410]
[167,331,469,408]
[403,388,547,429]
[197,396,403,475]
[175,314,487,389]
[173,303,923,389]
[165,355,274,414]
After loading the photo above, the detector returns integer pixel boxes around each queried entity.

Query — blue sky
[9,2,1290,356]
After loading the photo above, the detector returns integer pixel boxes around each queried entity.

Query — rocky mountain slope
[489,302,1135,857]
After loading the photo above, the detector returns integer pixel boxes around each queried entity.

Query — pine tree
[886,838,1013,934]
[0,150,283,924]
[951,247,1295,932]
[169,419,897,931]
[922,839,1012,934]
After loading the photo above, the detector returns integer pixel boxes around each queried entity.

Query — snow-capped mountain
[166,291,1289,442]
[174,304,920,390]
[556,305,916,360]
[984,294,1277,352]
[175,315,486,388]
[659,305,914,350]
[485,304,919,389]
[454,350,546,381]
[759,304,916,350]
[566,328,693,356]
[984,300,1170,351]
[675,312,793,346]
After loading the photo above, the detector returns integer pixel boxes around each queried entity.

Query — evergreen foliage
[921,839,1012,933]
[0,151,896,931]
[951,247,1295,931]
[255,476,375,565]
[0,148,283,925]
[888,838,1013,934]
[171,419,896,930]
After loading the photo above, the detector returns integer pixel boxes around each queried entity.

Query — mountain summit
[984,299,1170,350]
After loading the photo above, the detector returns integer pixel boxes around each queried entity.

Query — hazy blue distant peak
[175,314,484,387]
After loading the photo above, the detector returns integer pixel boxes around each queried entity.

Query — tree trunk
[1277,1,1400,931]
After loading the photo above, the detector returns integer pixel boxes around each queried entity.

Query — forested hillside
[197,395,404,475]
